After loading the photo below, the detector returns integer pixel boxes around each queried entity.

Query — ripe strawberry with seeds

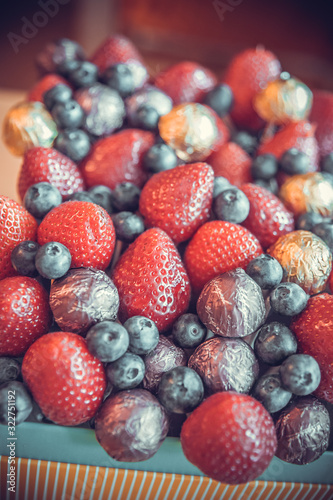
[22,331,107,426]
[112,228,190,332]
[27,74,71,103]
[0,195,38,280]
[37,201,115,270]
[139,163,214,244]
[207,141,252,187]
[309,89,333,159]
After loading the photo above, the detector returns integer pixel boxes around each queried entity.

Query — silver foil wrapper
[188,336,259,395]
[95,389,169,462]
[126,85,173,124]
[50,268,119,335]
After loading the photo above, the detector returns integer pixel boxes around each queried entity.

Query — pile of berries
[1,34,333,485]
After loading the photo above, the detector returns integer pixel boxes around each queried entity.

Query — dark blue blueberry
[51,99,85,129]
[35,242,71,280]
[321,152,333,175]
[251,154,278,180]
[203,83,233,118]
[101,63,135,98]
[112,182,141,212]
[67,191,94,202]
[88,185,114,214]
[11,241,40,277]
[253,178,279,195]
[280,354,321,396]
[213,187,250,223]
[86,321,129,363]
[43,84,73,111]
[0,381,33,425]
[112,211,145,243]
[246,254,283,290]
[54,129,91,162]
[68,61,98,88]
[143,143,178,173]
[0,358,20,384]
[23,182,62,219]
[232,131,258,156]
[106,352,145,390]
[131,104,160,131]
[252,371,292,413]
[296,212,326,231]
[254,321,298,365]
[270,282,309,316]
[172,313,206,349]
[280,148,310,175]
[57,59,81,78]
[36,38,85,75]
[213,176,231,198]
[312,220,333,251]
[157,366,204,414]
[124,316,159,355]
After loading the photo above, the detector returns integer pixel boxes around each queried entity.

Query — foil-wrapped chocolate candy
[188,336,259,395]
[158,103,219,162]
[2,101,57,156]
[49,268,119,335]
[126,85,173,126]
[94,389,169,462]
[197,268,266,338]
[268,230,332,295]
[275,396,330,465]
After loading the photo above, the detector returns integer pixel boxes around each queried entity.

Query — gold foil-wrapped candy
[279,172,333,217]
[158,103,218,162]
[268,230,332,295]
[254,78,313,125]
[2,101,57,156]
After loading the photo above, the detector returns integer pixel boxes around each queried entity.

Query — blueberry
[86,321,129,363]
[35,242,71,279]
[23,182,62,219]
[254,321,298,365]
[213,187,250,223]
[280,148,311,175]
[251,154,278,180]
[172,313,206,349]
[112,211,145,243]
[131,104,160,131]
[54,129,91,162]
[43,84,73,111]
[11,241,40,277]
[203,83,233,118]
[143,143,178,173]
[212,176,231,198]
[106,352,145,390]
[296,212,326,231]
[279,354,321,395]
[270,282,309,316]
[68,61,98,88]
[0,381,33,425]
[52,99,85,129]
[36,38,85,75]
[252,371,292,413]
[67,191,94,202]
[0,358,20,384]
[88,185,114,214]
[312,220,333,251]
[124,316,159,355]
[112,182,141,212]
[232,131,258,156]
[321,152,333,175]
[253,178,279,195]
[246,254,283,289]
[101,63,135,98]
[158,366,204,414]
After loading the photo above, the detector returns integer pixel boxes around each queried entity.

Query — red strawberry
[241,183,295,249]
[0,195,37,281]
[27,74,70,103]
[112,228,190,332]
[223,47,281,131]
[0,276,51,356]
[309,89,333,159]
[37,201,115,271]
[80,129,154,190]
[18,147,85,202]
[290,293,333,404]
[22,331,106,426]
[183,220,263,292]
[154,61,217,105]
[257,120,319,168]
[180,391,277,484]
[207,142,252,187]
[139,163,214,244]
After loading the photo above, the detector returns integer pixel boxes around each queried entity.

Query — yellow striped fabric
[1,456,333,500]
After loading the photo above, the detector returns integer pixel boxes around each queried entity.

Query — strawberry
[27,73,71,103]
[183,220,263,292]
[18,147,85,202]
[37,201,115,271]
[0,195,37,281]
[112,228,190,332]
[206,142,252,187]
[204,107,230,152]
[241,183,294,249]
[290,293,333,404]
[223,47,281,131]
[80,129,154,190]
[139,163,214,244]
[309,89,333,159]
[180,391,277,484]
[0,276,51,356]
[154,61,217,105]
[22,331,107,426]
